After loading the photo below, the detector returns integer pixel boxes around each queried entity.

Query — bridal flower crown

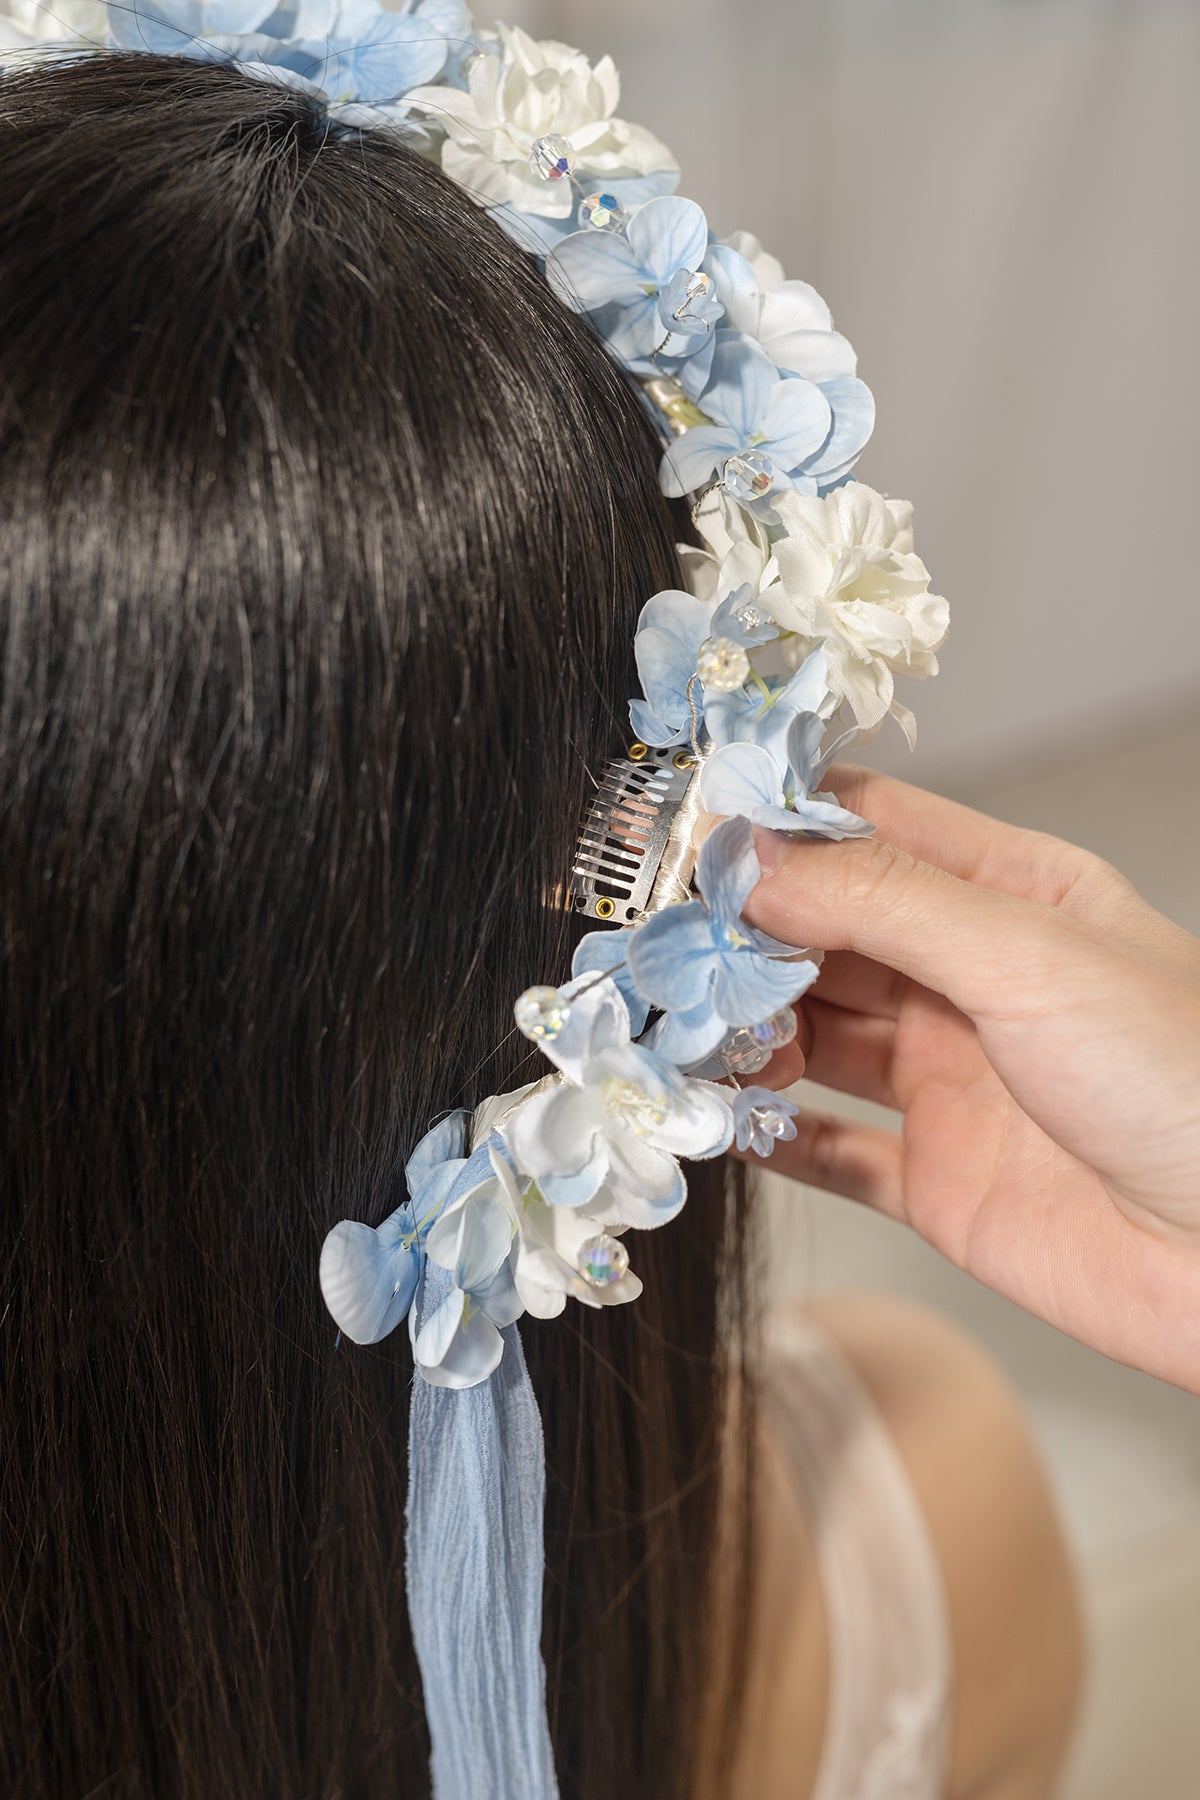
[5,0,949,1392]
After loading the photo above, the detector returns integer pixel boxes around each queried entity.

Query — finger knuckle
[833,835,918,913]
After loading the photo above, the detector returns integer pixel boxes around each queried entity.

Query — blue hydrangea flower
[628,588,713,748]
[318,1110,468,1345]
[700,712,873,839]
[626,815,819,1067]
[703,643,831,764]
[659,335,833,500]
[130,0,465,111]
[709,582,779,648]
[792,371,876,491]
[488,171,679,257]
[415,1145,523,1388]
[571,929,650,1035]
[545,196,722,371]
[106,0,278,52]
[732,1085,800,1157]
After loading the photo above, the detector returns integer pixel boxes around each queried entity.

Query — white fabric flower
[406,23,675,218]
[504,976,732,1227]
[680,488,782,612]
[769,482,949,746]
[414,1152,523,1389]
[486,1151,643,1319]
[706,230,859,382]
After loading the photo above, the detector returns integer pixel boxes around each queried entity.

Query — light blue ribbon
[406,1145,560,1800]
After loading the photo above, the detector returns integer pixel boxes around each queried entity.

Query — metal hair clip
[568,741,707,925]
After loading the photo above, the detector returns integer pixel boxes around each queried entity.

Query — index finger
[823,764,1101,913]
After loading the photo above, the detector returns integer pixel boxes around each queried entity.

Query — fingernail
[751,825,794,878]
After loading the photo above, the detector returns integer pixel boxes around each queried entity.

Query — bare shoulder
[802,1292,1083,1800]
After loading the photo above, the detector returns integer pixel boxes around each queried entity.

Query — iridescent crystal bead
[577,1232,630,1287]
[578,189,628,232]
[603,1079,670,1136]
[721,1031,772,1076]
[670,268,713,322]
[733,598,768,635]
[748,1007,799,1051]
[748,1103,792,1141]
[528,134,576,182]
[695,635,750,692]
[514,985,571,1042]
[722,449,775,503]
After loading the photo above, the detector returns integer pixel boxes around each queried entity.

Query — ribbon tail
[406,1318,559,1800]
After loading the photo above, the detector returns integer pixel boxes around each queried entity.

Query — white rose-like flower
[406,23,676,218]
[769,482,949,747]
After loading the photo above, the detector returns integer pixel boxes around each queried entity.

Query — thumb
[739,825,1077,1020]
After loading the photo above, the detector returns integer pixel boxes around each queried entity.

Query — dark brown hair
[0,52,756,1800]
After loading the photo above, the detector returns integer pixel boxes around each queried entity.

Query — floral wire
[685,672,704,762]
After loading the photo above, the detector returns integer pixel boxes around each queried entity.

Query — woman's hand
[725,766,1200,1393]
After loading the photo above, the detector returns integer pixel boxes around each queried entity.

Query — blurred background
[507,0,1200,1792]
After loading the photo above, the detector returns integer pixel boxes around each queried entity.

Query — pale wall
[508,0,1200,789]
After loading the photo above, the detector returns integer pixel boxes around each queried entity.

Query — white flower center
[603,1078,670,1137]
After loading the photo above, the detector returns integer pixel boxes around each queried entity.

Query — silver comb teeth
[568,742,706,925]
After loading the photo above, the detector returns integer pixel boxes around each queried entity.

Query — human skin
[709,765,1200,1394]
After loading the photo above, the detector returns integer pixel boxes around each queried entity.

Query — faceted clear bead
[578,189,628,233]
[528,134,576,182]
[721,1031,772,1076]
[722,449,776,503]
[670,268,713,322]
[514,985,571,1042]
[748,1007,799,1051]
[577,1232,630,1287]
[695,635,750,692]
[733,598,767,635]
[748,1103,791,1141]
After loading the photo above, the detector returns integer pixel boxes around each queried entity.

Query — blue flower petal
[405,1111,468,1194]
[645,999,729,1069]
[438,1194,513,1293]
[783,795,875,839]
[786,711,828,790]
[626,195,709,287]
[625,901,719,1012]
[698,741,783,818]
[803,375,875,481]
[711,584,778,647]
[702,242,758,317]
[711,951,819,1027]
[629,694,684,750]
[319,1213,422,1344]
[760,376,834,475]
[571,928,650,1035]
[705,647,830,763]
[632,589,713,736]
[545,228,640,313]
[415,1289,506,1389]
[697,334,777,441]
[659,424,738,498]
[694,814,760,928]
[107,0,276,51]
